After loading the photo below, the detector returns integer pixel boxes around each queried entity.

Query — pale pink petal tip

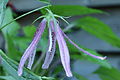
[66,72,73,77]
[18,70,22,76]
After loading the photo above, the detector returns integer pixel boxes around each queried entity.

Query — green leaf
[1,8,21,60]
[0,0,8,27]
[49,5,103,16]
[23,25,48,53]
[94,67,120,80]
[73,73,88,80]
[38,26,48,53]
[23,25,36,38]
[38,0,50,4]
[97,75,114,80]
[1,8,20,37]
[13,37,31,53]
[6,34,21,60]
[0,50,53,80]
[76,16,120,47]
[0,76,16,80]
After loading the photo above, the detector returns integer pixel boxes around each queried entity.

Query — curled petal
[50,21,72,77]
[18,18,47,76]
[62,30,106,60]
[42,27,56,69]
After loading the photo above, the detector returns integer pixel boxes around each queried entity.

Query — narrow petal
[27,47,36,69]
[18,18,47,76]
[62,30,106,60]
[50,21,72,77]
[42,27,56,69]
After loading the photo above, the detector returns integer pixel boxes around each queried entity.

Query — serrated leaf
[49,5,103,16]
[0,0,8,27]
[94,67,120,80]
[0,50,41,80]
[76,16,120,47]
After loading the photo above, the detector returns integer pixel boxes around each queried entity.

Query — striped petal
[42,27,56,69]
[50,20,72,77]
[18,18,47,76]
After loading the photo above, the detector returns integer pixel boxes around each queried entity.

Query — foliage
[0,50,53,80]
[0,1,120,80]
[0,0,8,27]
[49,5,103,16]
[94,67,120,80]
[75,16,120,47]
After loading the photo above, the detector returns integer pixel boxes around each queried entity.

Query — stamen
[50,21,73,77]
[62,30,106,60]
[42,27,56,69]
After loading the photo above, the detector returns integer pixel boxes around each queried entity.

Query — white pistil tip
[18,72,22,76]
[18,69,22,76]
[99,56,107,60]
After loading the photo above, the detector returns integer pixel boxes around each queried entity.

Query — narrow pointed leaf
[6,34,21,60]
[0,76,16,80]
[73,73,88,80]
[76,16,120,47]
[0,0,8,27]
[0,50,41,80]
[49,5,103,16]
[1,8,21,60]
[1,8,20,37]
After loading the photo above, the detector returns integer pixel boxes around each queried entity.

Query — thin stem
[0,5,50,30]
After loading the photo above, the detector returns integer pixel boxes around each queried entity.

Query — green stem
[0,5,50,30]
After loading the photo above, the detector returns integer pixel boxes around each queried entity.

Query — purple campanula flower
[18,17,106,77]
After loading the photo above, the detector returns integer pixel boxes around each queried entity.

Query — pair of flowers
[18,13,106,77]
